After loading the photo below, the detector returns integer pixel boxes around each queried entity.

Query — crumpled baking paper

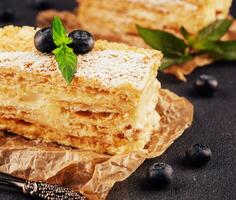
[0,89,193,200]
[36,9,236,82]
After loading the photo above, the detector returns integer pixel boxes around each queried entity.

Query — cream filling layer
[0,76,159,139]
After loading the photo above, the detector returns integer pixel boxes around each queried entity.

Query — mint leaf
[52,16,72,46]
[136,25,187,57]
[160,55,192,70]
[137,19,236,70]
[190,19,232,51]
[53,44,77,84]
[51,16,78,84]
[196,19,232,42]
[207,40,236,60]
[180,26,192,43]
[193,40,222,52]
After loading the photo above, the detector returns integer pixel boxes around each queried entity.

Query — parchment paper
[0,89,193,200]
[36,10,236,82]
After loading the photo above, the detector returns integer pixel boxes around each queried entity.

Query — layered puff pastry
[78,0,232,47]
[0,26,163,155]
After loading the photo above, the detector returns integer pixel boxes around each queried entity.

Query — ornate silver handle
[0,173,87,200]
[22,180,87,200]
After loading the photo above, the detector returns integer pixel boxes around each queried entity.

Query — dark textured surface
[0,0,236,200]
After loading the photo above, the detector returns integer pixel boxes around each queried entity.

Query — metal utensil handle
[0,172,24,183]
[23,180,87,200]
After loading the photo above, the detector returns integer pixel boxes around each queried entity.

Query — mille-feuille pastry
[78,0,232,48]
[0,26,163,155]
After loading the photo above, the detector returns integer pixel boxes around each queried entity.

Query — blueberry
[186,144,212,167]
[0,8,14,22]
[34,27,56,53]
[147,162,173,187]
[68,30,94,55]
[194,74,218,97]
[30,0,51,10]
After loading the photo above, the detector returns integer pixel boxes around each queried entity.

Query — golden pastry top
[0,26,162,90]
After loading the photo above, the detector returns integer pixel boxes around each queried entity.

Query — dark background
[0,0,236,200]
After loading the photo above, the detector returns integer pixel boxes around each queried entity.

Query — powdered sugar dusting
[0,49,158,89]
[0,51,57,72]
[77,50,156,89]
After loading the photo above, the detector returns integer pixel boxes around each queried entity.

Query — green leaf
[160,55,192,70]
[180,26,192,43]
[208,40,236,60]
[189,19,232,52]
[51,16,72,46]
[193,40,222,52]
[51,16,77,84]
[195,19,232,43]
[136,25,187,57]
[53,44,78,84]
[137,19,235,70]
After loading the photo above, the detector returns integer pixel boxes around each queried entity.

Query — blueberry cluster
[34,27,94,55]
[147,144,212,188]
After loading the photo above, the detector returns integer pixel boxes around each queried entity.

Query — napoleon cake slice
[0,26,162,154]
[78,0,232,47]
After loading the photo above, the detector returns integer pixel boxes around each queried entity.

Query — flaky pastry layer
[0,118,151,154]
[0,73,160,136]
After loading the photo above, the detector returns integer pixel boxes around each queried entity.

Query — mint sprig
[137,19,236,70]
[194,19,232,43]
[51,16,77,84]
[136,24,188,57]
